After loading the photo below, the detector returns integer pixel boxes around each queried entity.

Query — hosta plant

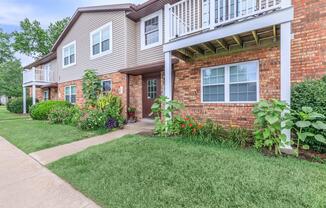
[285,106,326,156]
[252,99,290,155]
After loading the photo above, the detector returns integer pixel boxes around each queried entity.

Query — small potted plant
[127,107,137,123]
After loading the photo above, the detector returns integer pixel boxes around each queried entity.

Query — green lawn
[0,106,29,120]
[49,135,326,208]
[0,106,106,153]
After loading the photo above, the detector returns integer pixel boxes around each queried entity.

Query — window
[147,79,157,99]
[62,41,76,68]
[101,80,112,93]
[140,10,162,50]
[201,61,259,103]
[90,22,112,59]
[43,90,49,101]
[64,85,76,104]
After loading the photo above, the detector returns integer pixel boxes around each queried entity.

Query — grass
[0,106,106,153]
[0,106,29,120]
[49,135,326,208]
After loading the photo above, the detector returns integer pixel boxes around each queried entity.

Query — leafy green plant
[151,96,184,136]
[197,119,227,142]
[29,100,72,120]
[228,127,252,147]
[48,105,80,125]
[96,93,124,126]
[285,107,326,156]
[82,69,101,107]
[252,99,289,155]
[291,77,326,153]
[77,109,107,130]
[6,97,34,113]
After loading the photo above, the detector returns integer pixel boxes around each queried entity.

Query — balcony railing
[23,68,55,85]
[165,0,288,41]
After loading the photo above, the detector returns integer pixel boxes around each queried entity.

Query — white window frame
[43,90,49,101]
[90,22,113,60]
[64,85,76,104]
[62,41,76,69]
[201,60,260,104]
[140,10,163,50]
[101,79,112,93]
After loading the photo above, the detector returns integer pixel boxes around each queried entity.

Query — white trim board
[163,7,294,52]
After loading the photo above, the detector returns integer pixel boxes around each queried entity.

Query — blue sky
[0,0,146,65]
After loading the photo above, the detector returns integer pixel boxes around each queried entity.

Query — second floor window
[65,85,76,104]
[62,41,76,68]
[90,22,112,58]
[141,10,162,50]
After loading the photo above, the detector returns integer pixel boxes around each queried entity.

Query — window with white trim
[140,10,162,50]
[62,41,76,68]
[101,80,112,93]
[64,85,76,104]
[147,79,157,99]
[201,61,259,103]
[90,22,112,58]
[43,90,49,101]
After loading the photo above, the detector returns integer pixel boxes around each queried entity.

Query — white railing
[23,68,55,85]
[165,0,287,41]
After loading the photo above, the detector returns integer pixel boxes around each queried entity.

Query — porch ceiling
[173,25,280,61]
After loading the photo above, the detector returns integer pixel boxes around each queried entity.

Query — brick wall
[173,46,281,128]
[57,72,128,116]
[129,75,143,119]
[291,0,326,82]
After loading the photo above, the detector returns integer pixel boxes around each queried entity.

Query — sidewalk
[0,136,100,208]
[30,119,154,165]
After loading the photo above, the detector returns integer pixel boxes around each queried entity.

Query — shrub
[48,106,80,125]
[30,100,72,120]
[6,97,34,113]
[285,106,326,156]
[291,78,326,152]
[77,109,107,130]
[252,99,289,155]
[197,119,228,142]
[97,93,124,126]
[228,127,252,147]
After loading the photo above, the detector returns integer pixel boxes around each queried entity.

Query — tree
[0,29,14,64]
[82,69,102,107]
[0,60,23,97]
[48,17,70,47]
[12,17,70,58]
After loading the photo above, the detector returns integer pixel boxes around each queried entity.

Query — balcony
[165,0,291,42]
[23,68,56,86]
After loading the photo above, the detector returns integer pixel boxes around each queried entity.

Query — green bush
[48,106,79,125]
[30,101,72,120]
[197,119,228,142]
[228,127,252,147]
[291,78,326,153]
[6,97,34,113]
[77,109,107,130]
[97,93,124,126]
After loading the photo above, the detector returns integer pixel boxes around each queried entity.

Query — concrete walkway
[0,136,100,208]
[30,119,154,165]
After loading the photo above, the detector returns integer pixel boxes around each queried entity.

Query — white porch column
[32,84,36,105]
[164,51,173,100]
[280,21,292,150]
[23,87,27,114]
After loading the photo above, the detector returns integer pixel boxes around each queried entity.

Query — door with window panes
[142,74,161,118]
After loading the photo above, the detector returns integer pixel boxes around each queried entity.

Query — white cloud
[15,52,34,67]
[0,2,33,26]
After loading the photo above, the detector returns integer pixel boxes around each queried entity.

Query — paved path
[30,119,154,165]
[0,136,100,208]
